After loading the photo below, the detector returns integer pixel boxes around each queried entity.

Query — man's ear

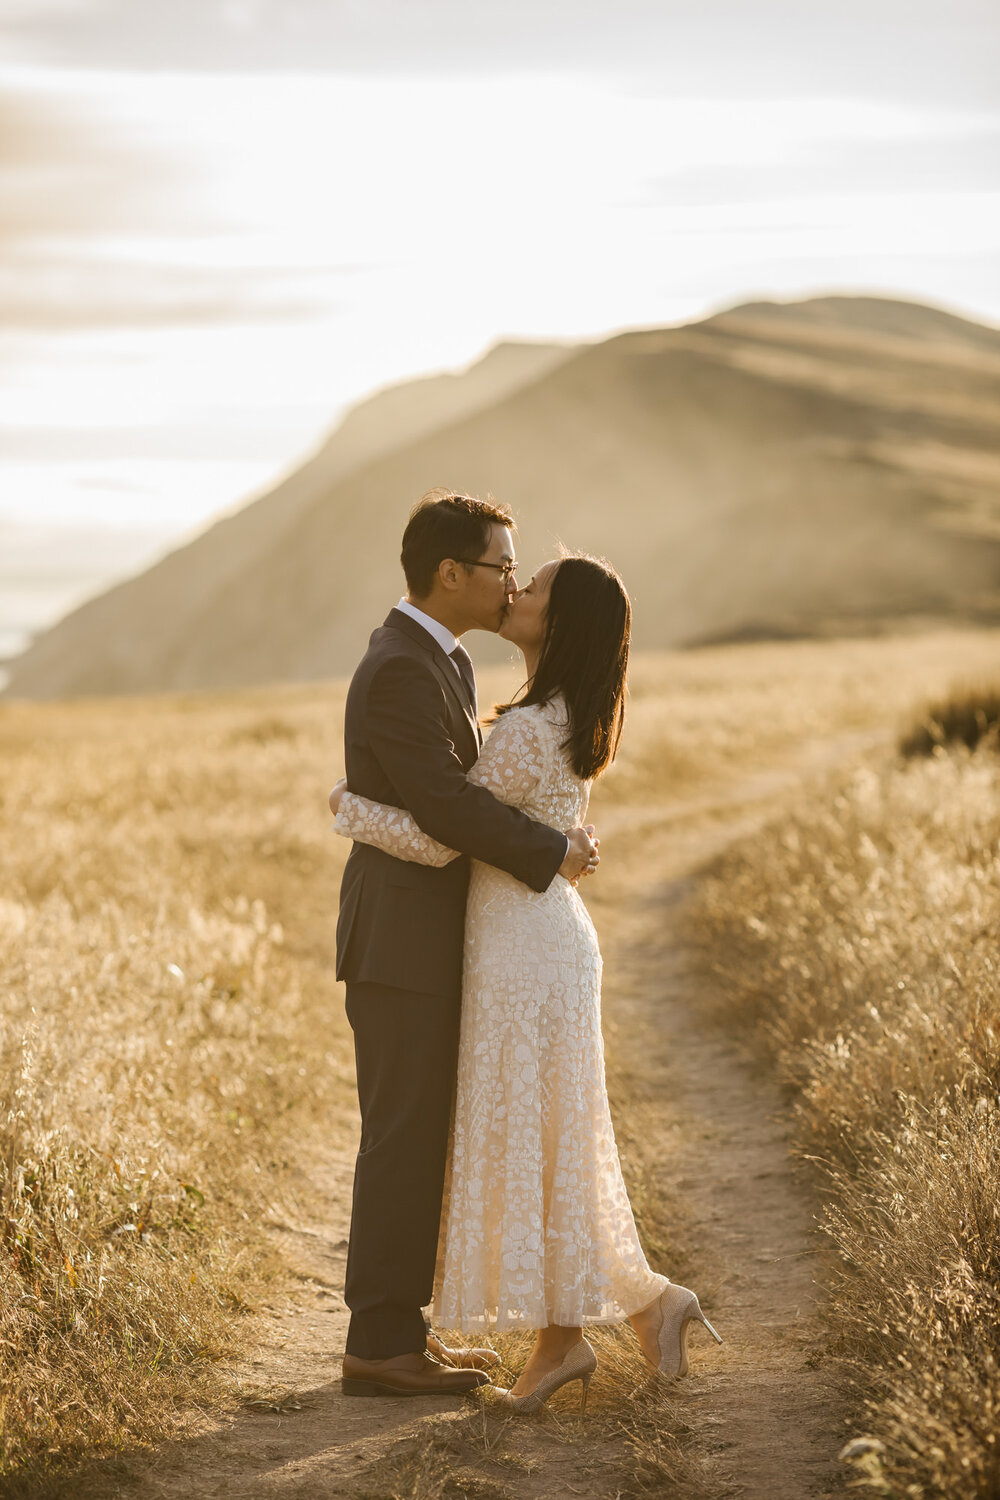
[437,558,463,592]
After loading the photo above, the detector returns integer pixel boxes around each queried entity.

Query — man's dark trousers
[343,981,460,1359]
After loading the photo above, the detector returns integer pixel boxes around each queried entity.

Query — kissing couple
[328,489,721,1411]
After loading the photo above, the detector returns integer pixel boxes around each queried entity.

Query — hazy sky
[4,0,998,107]
[1,0,999,655]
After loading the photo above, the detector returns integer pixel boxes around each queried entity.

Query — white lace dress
[334,696,668,1331]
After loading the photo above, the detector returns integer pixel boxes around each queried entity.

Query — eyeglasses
[455,558,518,584]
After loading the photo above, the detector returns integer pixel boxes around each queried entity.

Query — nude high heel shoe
[492,1337,597,1414]
[653,1283,723,1377]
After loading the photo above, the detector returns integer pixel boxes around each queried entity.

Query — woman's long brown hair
[498,553,631,780]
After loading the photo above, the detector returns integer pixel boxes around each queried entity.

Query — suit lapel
[384,609,481,757]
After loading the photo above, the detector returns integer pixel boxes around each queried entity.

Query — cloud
[1,1,998,110]
[0,87,193,240]
[0,248,331,329]
[0,0,99,19]
[654,127,1000,208]
[0,84,337,329]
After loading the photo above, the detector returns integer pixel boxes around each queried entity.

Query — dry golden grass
[2,628,999,1495]
[0,684,358,1490]
[899,681,1000,757]
[598,630,1000,812]
[693,708,1000,1497]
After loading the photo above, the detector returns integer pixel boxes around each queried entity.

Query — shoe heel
[342,1377,381,1397]
[579,1371,594,1415]
[653,1284,722,1377]
[698,1312,723,1346]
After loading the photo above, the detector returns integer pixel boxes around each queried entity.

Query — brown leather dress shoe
[426,1331,502,1370]
[341,1350,490,1397]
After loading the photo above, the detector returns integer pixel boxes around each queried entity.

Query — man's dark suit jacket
[336,608,568,997]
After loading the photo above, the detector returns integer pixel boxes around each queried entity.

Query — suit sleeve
[363,656,566,893]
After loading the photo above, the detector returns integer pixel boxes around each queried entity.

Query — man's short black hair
[401,489,514,598]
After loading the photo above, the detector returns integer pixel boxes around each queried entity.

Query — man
[335,490,598,1397]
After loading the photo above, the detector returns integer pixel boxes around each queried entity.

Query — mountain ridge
[6,294,1000,699]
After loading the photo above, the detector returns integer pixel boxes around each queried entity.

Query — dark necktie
[449,644,478,720]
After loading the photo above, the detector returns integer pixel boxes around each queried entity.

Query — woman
[329,553,721,1411]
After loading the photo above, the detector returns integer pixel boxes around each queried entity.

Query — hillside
[6,295,1000,697]
[1,338,571,696]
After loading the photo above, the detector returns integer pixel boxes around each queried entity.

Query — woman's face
[498,559,560,653]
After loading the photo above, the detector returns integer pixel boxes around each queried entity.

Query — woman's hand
[328,777,349,816]
[570,824,600,886]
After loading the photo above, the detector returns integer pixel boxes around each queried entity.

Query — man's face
[460,523,519,632]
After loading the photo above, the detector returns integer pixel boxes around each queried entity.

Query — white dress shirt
[395,597,462,678]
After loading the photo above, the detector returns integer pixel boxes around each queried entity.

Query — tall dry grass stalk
[693,730,1000,1497]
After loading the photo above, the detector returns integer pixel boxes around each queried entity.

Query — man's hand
[559,825,599,885]
[328,777,348,815]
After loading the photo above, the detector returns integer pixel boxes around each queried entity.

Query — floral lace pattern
[335,698,668,1329]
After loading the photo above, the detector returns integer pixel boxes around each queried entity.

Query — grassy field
[1,625,998,1495]
[0,683,357,1490]
[693,688,1000,1497]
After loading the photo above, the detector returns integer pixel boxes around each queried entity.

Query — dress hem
[432,1273,671,1333]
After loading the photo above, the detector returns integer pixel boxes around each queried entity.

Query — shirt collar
[395,597,459,658]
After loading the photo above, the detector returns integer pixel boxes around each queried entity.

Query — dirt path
[108,733,872,1500]
[633,919,848,1500]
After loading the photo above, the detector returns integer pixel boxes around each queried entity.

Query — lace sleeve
[467,709,546,808]
[333,791,459,868]
[333,710,548,867]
